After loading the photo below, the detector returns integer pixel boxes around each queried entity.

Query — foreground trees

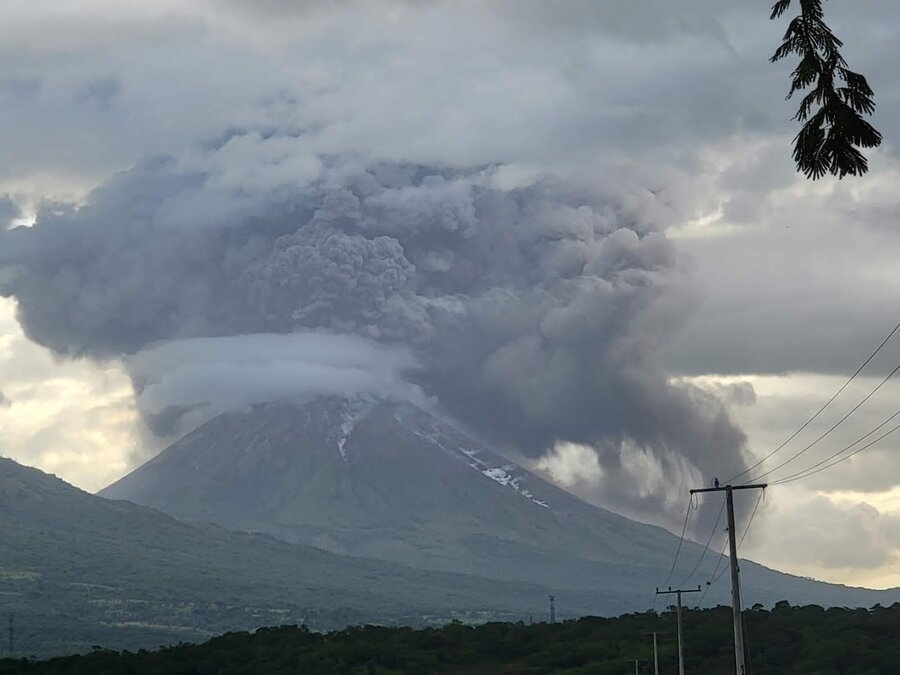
[3,602,899,674]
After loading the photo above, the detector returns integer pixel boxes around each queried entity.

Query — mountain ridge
[0,455,623,656]
[101,395,900,608]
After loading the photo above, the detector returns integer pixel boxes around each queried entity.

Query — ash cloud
[0,131,749,525]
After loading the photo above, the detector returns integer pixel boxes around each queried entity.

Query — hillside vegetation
[2,602,898,674]
[0,458,575,657]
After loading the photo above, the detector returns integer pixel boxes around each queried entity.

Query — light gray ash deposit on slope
[0,135,749,527]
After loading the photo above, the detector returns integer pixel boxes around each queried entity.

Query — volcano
[102,395,900,608]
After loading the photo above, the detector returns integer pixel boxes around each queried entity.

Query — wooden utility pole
[548,595,556,624]
[656,587,700,675]
[632,658,647,674]
[690,483,767,675]
[642,631,668,675]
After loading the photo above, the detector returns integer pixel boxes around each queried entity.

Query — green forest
[1,602,897,674]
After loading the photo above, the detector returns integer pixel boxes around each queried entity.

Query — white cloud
[0,298,138,491]
[742,489,900,588]
[534,441,603,488]
[129,332,428,439]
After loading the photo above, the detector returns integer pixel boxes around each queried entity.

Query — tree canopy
[770,0,882,179]
[4,603,900,674]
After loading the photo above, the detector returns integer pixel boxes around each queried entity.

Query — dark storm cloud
[0,135,749,520]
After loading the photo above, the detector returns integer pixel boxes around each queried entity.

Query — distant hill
[102,396,900,610]
[0,457,619,657]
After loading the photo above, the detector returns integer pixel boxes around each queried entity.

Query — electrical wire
[726,319,900,484]
[678,499,726,587]
[737,492,765,675]
[655,496,695,611]
[744,611,755,675]
[772,420,900,486]
[738,490,764,551]
[768,407,900,484]
[696,540,728,608]
[660,496,695,589]
[743,361,900,484]
[695,490,765,607]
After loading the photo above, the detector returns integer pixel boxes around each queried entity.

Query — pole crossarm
[655,587,701,595]
[690,483,767,495]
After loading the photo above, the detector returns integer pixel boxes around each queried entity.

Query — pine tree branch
[771,0,882,179]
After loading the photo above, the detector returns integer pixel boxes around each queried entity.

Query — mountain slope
[101,396,900,609]
[0,456,627,657]
[104,396,679,578]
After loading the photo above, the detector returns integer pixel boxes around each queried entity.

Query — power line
[743,611,755,675]
[655,496,696,613]
[738,490,765,550]
[736,492,766,675]
[695,539,728,608]
[660,496,695,590]
[726,319,900,484]
[769,407,900,484]
[678,499,726,587]
[772,420,900,486]
[695,490,764,607]
[744,360,900,484]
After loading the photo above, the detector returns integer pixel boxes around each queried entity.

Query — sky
[2,0,900,589]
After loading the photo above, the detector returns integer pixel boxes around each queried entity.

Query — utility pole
[655,587,700,675]
[690,483,767,675]
[632,658,647,674]
[548,595,556,624]
[642,631,668,675]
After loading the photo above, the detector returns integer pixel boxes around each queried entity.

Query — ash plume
[0,132,749,526]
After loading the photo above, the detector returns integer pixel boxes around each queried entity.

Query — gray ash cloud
[0,132,749,522]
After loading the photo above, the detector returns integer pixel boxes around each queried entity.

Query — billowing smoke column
[0,131,748,525]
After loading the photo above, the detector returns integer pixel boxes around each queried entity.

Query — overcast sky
[2,0,900,589]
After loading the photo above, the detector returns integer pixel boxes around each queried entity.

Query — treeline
[1,602,898,674]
